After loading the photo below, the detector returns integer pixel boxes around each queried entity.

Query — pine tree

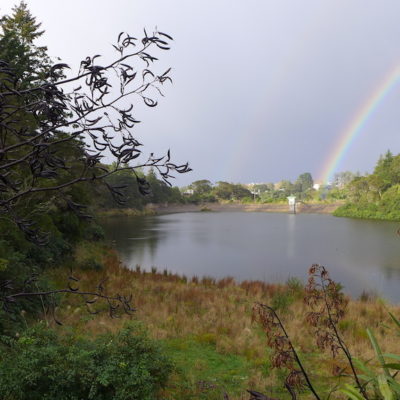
[0,1,51,85]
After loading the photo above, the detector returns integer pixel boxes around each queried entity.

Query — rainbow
[319,64,400,184]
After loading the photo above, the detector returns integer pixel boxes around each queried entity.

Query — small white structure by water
[287,195,296,214]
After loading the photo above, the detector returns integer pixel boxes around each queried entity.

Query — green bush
[83,223,105,241]
[0,323,172,400]
[74,241,105,271]
[271,289,294,313]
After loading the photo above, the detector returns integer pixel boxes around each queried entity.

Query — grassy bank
[48,249,400,399]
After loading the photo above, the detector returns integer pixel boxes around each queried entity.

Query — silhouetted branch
[305,264,368,399]
[247,389,280,400]
[253,302,321,400]
[1,271,135,323]
[0,30,191,244]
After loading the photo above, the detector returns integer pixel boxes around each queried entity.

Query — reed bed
[51,249,400,399]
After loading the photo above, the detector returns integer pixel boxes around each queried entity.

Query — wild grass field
[45,246,400,399]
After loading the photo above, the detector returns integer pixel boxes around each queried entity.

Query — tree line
[334,150,400,220]
[184,172,315,203]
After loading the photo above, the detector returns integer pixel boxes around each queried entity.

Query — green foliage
[339,312,400,399]
[83,223,105,241]
[335,151,400,221]
[183,174,321,204]
[74,241,105,271]
[271,289,295,313]
[0,1,110,312]
[294,172,313,194]
[188,181,252,202]
[163,338,257,399]
[326,187,348,201]
[286,276,304,297]
[95,168,184,210]
[0,1,51,84]
[145,169,184,204]
[0,323,172,400]
[333,171,358,188]
[190,180,213,195]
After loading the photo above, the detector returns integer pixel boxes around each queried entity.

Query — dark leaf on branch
[158,31,173,40]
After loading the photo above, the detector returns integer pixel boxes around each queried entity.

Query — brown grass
[51,248,400,398]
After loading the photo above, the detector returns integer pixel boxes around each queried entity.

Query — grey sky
[2,0,400,185]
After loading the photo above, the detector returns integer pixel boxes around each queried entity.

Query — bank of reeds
[51,249,400,399]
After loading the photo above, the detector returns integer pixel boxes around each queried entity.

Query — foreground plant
[253,301,320,399]
[253,265,400,400]
[342,313,400,400]
[0,322,172,400]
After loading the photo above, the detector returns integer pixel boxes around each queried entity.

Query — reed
[49,249,400,399]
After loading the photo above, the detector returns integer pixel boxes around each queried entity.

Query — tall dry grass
[52,249,400,398]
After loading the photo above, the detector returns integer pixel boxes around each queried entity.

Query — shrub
[0,323,172,400]
[254,265,400,399]
[74,241,105,271]
[83,223,105,241]
[270,288,294,313]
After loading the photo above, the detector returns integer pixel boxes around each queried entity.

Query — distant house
[183,189,194,196]
[313,183,332,191]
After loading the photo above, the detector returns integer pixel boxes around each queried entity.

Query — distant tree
[97,167,145,210]
[231,184,252,200]
[387,154,400,186]
[334,151,400,220]
[212,182,251,201]
[213,181,233,200]
[190,179,212,195]
[279,180,294,195]
[346,176,370,203]
[145,169,183,204]
[260,191,274,203]
[295,172,313,193]
[254,183,274,192]
[333,171,357,188]
[374,150,394,189]
[366,174,386,201]
[0,1,52,85]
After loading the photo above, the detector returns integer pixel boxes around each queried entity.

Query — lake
[101,212,400,302]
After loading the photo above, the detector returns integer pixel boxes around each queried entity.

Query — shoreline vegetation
[153,202,343,214]
[53,249,400,399]
[96,150,400,222]
[99,201,344,217]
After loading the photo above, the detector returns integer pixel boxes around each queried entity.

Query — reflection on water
[101,212,400,302]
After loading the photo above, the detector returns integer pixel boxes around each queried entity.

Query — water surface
[101,212,400,302]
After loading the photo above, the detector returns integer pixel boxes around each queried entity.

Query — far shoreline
[150,202,343,215]
[97,202,344,217]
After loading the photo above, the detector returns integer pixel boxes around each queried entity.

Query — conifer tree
[0,1,51,84]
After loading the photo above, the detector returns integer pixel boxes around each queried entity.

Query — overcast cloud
[2,0,400,185]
